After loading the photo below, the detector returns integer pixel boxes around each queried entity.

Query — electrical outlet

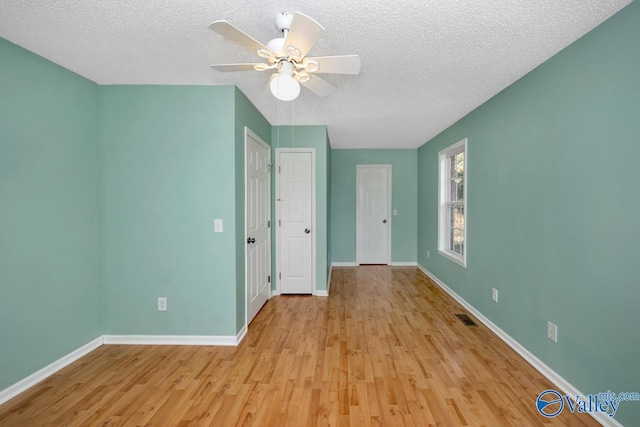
[492,288,499,303]
[158,297,167,311]
[547,321,558,342]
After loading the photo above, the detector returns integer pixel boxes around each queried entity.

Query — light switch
[214,219,223,233]
[393,209,398,216]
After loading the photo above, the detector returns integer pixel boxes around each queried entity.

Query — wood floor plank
[0,266,600,426]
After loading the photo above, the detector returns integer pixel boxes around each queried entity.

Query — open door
[245,128,271,325]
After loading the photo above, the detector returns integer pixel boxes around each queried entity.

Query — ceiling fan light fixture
[253,63,270,71]
[304,60,319,73]
[256,48,273,59]
[270,61,300,101]
[295,71,311,83]
[286,45,302,60]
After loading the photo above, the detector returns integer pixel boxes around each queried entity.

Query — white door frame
[356,164,392,265]
[275,147,316,295]
[244,127,271,329]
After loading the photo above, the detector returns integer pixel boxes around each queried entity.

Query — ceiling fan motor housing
[266,37,285,56]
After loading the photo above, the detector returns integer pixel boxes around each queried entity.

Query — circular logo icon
[536,390,564,417]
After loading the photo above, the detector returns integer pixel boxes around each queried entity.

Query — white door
[246,128,271,325]
[356,165,391,264]
[277,149,315,294]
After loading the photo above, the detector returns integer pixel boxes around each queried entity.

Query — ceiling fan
[209,12,361,101]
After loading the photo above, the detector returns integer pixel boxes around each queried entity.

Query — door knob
[247,237,255,244]
[382,219,387,224]
[304,228,311,234]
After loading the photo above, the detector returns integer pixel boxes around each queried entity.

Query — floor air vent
[455,313,478,327]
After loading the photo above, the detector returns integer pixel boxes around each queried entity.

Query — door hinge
[279,272,281,279]
[278,166,281,174]
[268,220,270,228]
[268,275,271,283]
[278,219,281,227]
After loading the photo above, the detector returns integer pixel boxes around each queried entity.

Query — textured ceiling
[0,0,631,148]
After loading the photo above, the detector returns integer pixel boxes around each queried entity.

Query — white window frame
[438,138,467,267]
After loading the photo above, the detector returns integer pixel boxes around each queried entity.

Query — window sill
[438,249,466,268]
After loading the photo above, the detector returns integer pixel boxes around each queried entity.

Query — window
[438,138,467,267]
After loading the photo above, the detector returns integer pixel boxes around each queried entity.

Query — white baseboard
[326,264,332,293]
[235,325,247,345]
[0,336,103,406]
[0,328,248,407]
[102,334,242,346]
[271,290,281,296]
[310,264,332,297]
[416,264,622,427]
[332,262,418,267]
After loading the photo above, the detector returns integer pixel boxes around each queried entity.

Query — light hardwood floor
[0,266,599,426]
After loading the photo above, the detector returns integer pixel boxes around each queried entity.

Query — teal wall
[271,126,330,291]
[417,2,639,425]
[5,2,638,421]
[234,88,271,331]
[100,85,240,336]
[326,136,332,282]
[331,150,418,264]
[0,39,101,389]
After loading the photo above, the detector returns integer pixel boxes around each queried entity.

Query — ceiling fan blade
[211,63,261,72]
[283,12,324,60]
[300,75,336,97]
[304,55,361,75]
[209,20,271,56]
